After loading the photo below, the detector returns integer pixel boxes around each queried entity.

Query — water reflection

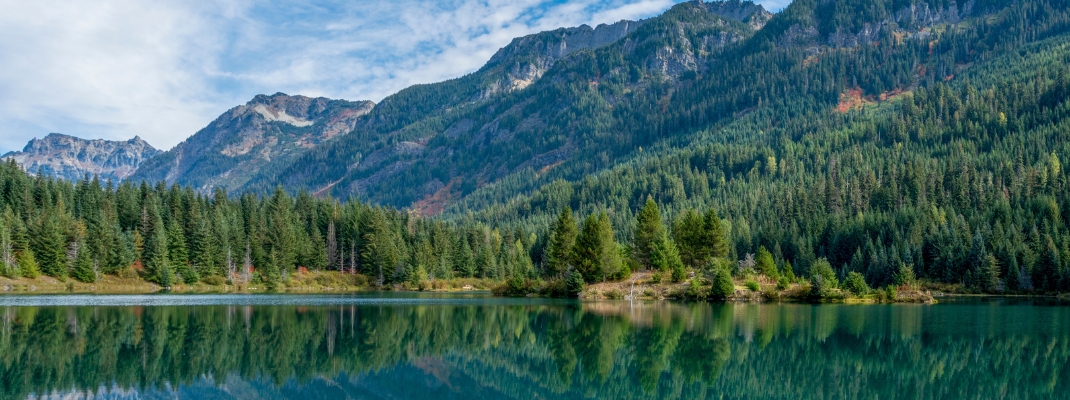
[1,296,1068,399]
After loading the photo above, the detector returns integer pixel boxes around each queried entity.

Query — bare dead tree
[226,248,236,283]
[242,241,253,284]
[327,221,338,270]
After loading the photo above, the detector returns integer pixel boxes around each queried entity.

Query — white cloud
[0,0,790,154]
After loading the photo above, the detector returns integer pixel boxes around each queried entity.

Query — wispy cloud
[0,0,789,153]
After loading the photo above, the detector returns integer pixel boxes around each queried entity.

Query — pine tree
[141,204,172,286]
[565,267,585,296]
[703,208,730,259]
[756,246,778,279]
[266,187,297,275]
[166,220,194,283]
[650,232,685,283]
[17,249,39,279]
[31,212,66,278]
[573,212,622,283]
[454,237,475,278]
[782,260,796,281]
[710,266,735,300]
[306,227,328,271]
[632,198,664,269]
[71,238,96,283]
[672,209,708,268]
[545,206,577,278]
[361,209,399,279]
[190,217,216,278]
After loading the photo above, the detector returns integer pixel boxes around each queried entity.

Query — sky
[0,0,792,154]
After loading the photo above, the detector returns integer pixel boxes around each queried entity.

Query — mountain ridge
[2,133,160,182]
[128,93,375,192]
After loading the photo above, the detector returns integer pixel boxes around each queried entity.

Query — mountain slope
[237,0,772,211]
[2,133,160,182]
[129,93,375,192]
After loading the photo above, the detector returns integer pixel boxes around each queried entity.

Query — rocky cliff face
[2,133,160,182]
[478,19,648,98]
[129,93,374,192]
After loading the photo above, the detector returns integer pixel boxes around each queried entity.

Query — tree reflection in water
[1,298,1067,399]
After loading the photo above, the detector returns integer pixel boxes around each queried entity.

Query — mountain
[1,133,160,182]
[129,93,375,192]
[223,0,772,211]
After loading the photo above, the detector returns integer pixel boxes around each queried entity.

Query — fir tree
[756,246,778,279]
[672,209,708,268]
[573,212,622,283]
[703,209,730,259]
[545,206,577,278]
[632,197,664,269]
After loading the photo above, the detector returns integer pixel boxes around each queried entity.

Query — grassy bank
[495,271,938,303]
[0,271,500,295]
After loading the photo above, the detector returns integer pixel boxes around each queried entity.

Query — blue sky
[0,0,792,153]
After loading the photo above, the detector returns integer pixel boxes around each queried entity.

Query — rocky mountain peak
[129,93,376,193]
[3,133,161,182]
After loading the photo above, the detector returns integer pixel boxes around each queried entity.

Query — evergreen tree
[782,260,796,282]
[31,212,66,278]
[305,227,328,271]
[573,212,622,283]
[141,203,172,286]
[810,258,839,289]
[650,232,685,282]
[545,206,577,278]
[703,209,730,259]
[710,266,735,300]
[756,246,778,279]
[361,209,399,281]
[166,220,194,283]
[632,198,664,269]
[71,238,96,283]
[16,249,39,279]
[673,209,708,268]
[266,187,297,275]
[843,271,870,296]
[454,237,475,278]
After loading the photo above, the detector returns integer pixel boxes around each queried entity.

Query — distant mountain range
[2,133,160,182]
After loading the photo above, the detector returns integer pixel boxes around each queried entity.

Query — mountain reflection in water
[1,295,1067,400]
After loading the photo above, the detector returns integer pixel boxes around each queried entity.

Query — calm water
[0,294,1068,400]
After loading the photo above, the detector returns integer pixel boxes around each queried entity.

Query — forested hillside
[3,0,1069,296]
[234,0,772,209]
[446,0,1070,292]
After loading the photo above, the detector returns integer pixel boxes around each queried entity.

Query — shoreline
[1,272,1065,303]
[0,272,499,295]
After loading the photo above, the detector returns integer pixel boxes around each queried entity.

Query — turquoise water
[0,294,1067,399]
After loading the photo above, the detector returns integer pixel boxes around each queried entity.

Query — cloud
[0,0,790,153]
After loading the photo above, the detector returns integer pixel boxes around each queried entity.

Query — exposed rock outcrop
[2,133,160,182]
[129,93,374,192]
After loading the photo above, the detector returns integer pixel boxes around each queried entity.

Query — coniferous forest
[2,0,1070,298]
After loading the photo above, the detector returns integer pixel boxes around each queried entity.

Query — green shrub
[565,270,585,297]
[709,267,735,300]
[202,275,225,286]
[776,276,789,290]
[843,271,871,296]
[686,278,707,299]
[809,258,839,288]
[650,272,663,284]
[745,279,760,292]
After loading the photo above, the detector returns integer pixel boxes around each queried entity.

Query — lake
[0,293,1067,399]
